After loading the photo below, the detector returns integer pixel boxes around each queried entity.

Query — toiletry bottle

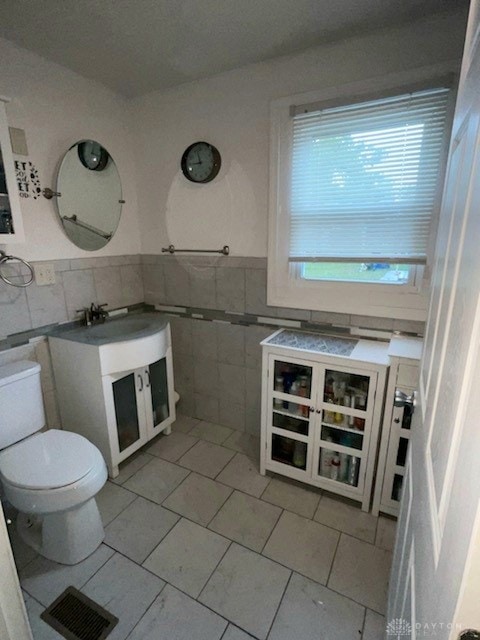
[319,437,334,476]
[339,452,349,482]
[293,441,306,468]
[274,376,283,408]
[330,454,341,481]
[348,456,360,486]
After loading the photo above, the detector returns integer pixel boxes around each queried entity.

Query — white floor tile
[146,431,198,462]
[188,420,233,444]
[209,491,281,552]
[199,543,290,640]
[105,496,179,563]
[81,553,164,640]
[178,440,235,478]
[375,516,397,551]
[96,481,136,526]
[123,457,189,503]
[269,572,365,640]
[222,624,255,639]
[363,609,386,639]
[23,593,64,639]
[162,472,232,525]
[143,518,230,597]
[328,534,392,614]
[223,431,260,461]
[20,544,114,606]
[261,477,321,519]
[110,452,153,485]
[216,453,271,497]
[314,494,378,543]
[128,584,227,640]
[263,510,339,585]
[172,414,201,433]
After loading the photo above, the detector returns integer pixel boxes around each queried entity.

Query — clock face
[77,140,109,171]
[181,142,221,183]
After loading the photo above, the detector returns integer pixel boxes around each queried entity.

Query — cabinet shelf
[272,407,310,422]
[321,420,364,435]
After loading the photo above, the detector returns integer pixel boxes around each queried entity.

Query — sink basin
[85,318,152,340]
[49,312,168,346]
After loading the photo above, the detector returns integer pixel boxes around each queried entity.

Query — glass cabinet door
[112,371,143,452]
[268,357,315,475]
[147,358,170,431]
[314,367,375,493]
[384,395,413,505]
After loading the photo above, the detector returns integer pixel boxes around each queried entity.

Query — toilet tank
[0,360,45,450]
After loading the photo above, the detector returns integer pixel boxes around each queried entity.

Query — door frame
[0,503,32,640]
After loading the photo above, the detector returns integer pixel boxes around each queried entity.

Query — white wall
[0,37,141,260]
[132,10,467,258]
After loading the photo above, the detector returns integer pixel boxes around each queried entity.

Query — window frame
[268,66,457,321]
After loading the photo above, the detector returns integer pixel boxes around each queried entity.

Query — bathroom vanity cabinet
[260,329,389,511]
[0,99,25,242]
[50,318,175,477]
[372,336,422,516]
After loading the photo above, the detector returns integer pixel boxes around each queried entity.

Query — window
[268,77,454,319]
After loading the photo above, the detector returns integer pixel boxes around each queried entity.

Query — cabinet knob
[316,409,321,414]
[394,418,400,424]
[309,406,315,413]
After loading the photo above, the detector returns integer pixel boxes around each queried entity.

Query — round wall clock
[181,141,221,183]
[77,140,110,171]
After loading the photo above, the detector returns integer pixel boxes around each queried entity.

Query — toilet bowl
[0,429,107,565]
[0,360,107,565]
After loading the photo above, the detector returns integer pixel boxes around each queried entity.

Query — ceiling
[0,0,466,97]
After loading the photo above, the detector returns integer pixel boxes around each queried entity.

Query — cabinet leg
[110,465,119,479]
[163,425,172,435]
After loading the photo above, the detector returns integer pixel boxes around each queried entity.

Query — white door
[388,2,480,637]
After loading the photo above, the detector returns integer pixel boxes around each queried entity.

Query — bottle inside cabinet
[271,433,307,470]
[319,444,361,487]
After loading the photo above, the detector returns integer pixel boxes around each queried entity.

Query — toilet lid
[0,430,99,490]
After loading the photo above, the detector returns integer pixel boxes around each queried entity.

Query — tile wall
[0,252,425,437]
[0,254,144,430]
[141,255,425,435]
[0,255,144,340]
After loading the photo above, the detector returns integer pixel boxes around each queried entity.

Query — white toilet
[0,360,107,565]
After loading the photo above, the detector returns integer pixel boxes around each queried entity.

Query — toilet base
[17,497,105,565]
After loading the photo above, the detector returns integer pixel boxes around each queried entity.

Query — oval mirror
[56,140,122,250]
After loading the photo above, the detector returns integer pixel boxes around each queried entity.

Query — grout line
[123,581,168,640]
[360,607,368,639]
[265,569,293,639]
[259,507,284,555]
[326,531,342,587]
[196,540,233,603]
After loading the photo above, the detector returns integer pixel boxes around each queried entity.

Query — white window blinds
[289,87,450,264]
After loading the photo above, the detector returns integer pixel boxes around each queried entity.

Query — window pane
[302,262,412,284]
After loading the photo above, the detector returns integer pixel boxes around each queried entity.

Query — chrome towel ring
[0,250,34,287]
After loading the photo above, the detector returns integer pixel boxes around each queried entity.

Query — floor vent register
[40,586,118,640]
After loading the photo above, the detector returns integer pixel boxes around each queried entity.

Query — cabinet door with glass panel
[312,365,377,501]
[379,387,413,513]
[107,367,149,463]
[144,356,175,438]
[266,354,320,480]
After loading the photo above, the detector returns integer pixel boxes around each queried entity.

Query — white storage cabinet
[372,336,422,516]
[50,324,175,478]
[260,330,389,511]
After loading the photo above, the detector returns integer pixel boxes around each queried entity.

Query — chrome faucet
[76,303,108,326]
[90,303,109,324]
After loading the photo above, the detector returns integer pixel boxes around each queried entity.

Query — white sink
[49,312,170,375]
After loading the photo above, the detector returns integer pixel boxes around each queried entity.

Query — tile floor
[7,414,397,640]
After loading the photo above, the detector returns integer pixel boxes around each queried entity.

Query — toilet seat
[0,429,98,490]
